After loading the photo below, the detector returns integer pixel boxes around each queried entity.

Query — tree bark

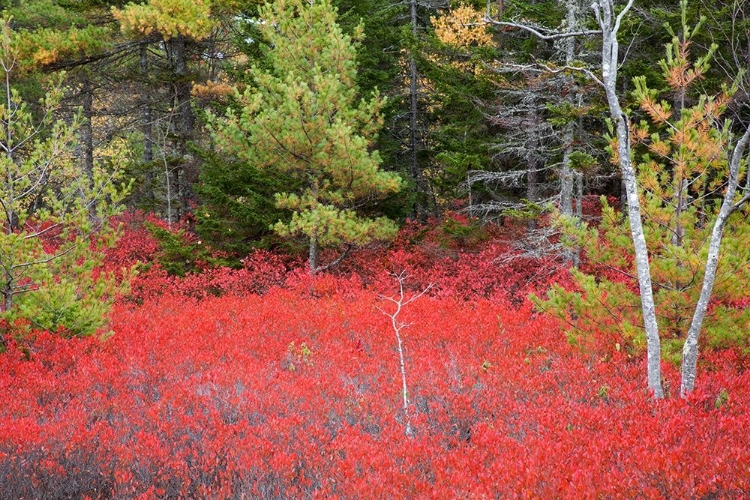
[560,0,581,264]
[409,0,427,219]
[527,110,542,231]
[170,36,194,142]
[594,0,663,398]
[141,43,153,165]
[81,76,94,188]
[309,232,319,275]
[168,35,194,220]
[680,125,750,396]
[574,171,583,266]
[2,275,12,313]
[672,178,687,246]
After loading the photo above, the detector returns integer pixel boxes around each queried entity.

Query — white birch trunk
[680,126,750,396]
[593,0,664,398]
[559,0,578,220]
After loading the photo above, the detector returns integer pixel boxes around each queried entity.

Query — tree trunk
[169,35,194,220]
[574,171,583,266]
[2,276,12,313]
[0,277,9,348]
[560,138,574,218]
[309,232,319,275]
[560,0,581,265]
[672,178,687,246]
[141,43,153,165]
[409,0,427,219]
[527,153,539,231]
[526,110,541,231]
[594,0,663,398]
[170,36,194,142]
[680,126,750,396]
[81,76,94,188]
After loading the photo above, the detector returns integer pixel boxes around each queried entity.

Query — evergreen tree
[210,0,402,273]
[423,2,497,212]
[194,150,291,256]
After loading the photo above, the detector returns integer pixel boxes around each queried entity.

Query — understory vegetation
[0,214,747,498]
[1,0,748,496]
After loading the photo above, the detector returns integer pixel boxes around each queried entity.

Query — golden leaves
[647,138,670,158]
[33,47,58,66]
[608,138,620,166]
[113,0,215,40]
[192,80,234,101]
[432,5,492,49]
[640,96,672,124]
[665,40,704,90]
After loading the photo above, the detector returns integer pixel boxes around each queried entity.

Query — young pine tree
[211,0,402,273]
[536,13,749,376]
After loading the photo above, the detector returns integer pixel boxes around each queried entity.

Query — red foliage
[102,211,567,306]
[1,212,745,497]
[1,281,747,497]
[103,211,301,302]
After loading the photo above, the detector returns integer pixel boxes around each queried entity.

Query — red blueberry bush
[0,214,747,498]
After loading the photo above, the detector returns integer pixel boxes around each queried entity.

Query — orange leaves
[191,80,234,101]
[640,96,673,124]
[647,137,671,158]
[664,48,703,90]
[429,4,493,75]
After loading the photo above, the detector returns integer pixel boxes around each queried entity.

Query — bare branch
[496,61,604,88]
[484,17,601,40]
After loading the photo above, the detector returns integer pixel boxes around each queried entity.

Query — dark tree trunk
[141,43,153,165]
[81,77,94,188]
[168,35,195,220]
[409,0,427,220]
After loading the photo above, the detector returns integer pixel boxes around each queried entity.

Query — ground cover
[0,215,747,498]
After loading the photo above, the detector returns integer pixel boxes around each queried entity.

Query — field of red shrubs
[0,215,748,498]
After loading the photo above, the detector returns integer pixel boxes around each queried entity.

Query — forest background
[0,0,748,497]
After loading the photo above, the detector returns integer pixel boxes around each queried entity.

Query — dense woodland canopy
[0,0,748,497]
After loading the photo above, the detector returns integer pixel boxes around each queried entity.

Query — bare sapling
[378,272,433,437]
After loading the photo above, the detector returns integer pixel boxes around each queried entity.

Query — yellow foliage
[647,139,671,157]
[609,138,620,165]
[33,47,58,66]
[432,5,492,48]
[640,97,672,124]
[113,0,215,40]
[192,80,234,100]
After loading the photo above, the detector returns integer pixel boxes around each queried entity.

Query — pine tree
[210,0,402,273]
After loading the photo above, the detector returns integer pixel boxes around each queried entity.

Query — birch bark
[680,126,750,396]
[593,0,664,398]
